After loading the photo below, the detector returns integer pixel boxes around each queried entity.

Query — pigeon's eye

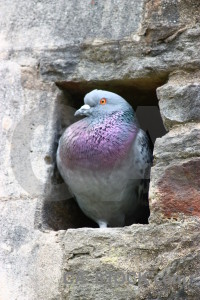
[100,98,107,105]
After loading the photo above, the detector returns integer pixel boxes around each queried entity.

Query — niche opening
[39,80,167,231]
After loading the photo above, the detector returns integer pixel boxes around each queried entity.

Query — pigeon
[56,90,152,228]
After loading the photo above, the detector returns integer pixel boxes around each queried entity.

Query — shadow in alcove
[39,79,167,231]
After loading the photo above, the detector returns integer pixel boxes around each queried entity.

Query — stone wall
[0,1,200,299]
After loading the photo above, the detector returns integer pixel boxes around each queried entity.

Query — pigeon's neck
[62,109,139,170]
[89,108,137,126]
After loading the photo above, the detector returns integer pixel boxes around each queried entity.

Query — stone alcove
[38,79,167,231]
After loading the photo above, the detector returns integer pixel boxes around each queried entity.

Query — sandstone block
[150,123,200,223]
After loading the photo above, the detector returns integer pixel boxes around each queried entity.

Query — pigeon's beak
[74,104,91,116]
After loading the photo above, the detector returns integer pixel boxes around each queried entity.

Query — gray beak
[74,104,91,116]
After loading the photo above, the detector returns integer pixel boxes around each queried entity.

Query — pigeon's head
[74,89,133,117]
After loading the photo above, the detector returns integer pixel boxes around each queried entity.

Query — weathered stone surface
[61,221,200,300]
[0,0,200,299]
[0,61,58,201]
[157,71,200,130]
[151,71,200,223]
[149,123,200,223]
[0,199,63,300]
[1,203,199,300]
[0,0,200,87]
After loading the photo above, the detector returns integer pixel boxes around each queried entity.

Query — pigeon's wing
[126,129,153,224]
[131,129,153,180]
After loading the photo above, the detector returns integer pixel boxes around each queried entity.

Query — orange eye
[100,98,107,105]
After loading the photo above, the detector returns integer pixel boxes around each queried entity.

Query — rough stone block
[0,199,63,300]
[157,71,200,130]
[60,222,200,300]
[0,61,58,201]
[149,123,200,223]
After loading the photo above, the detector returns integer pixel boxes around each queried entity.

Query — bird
[56,89,152,228]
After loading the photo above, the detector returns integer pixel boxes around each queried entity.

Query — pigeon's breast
[59,115,138,171]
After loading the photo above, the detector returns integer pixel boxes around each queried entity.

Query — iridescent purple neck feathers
[59,110,138,170]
